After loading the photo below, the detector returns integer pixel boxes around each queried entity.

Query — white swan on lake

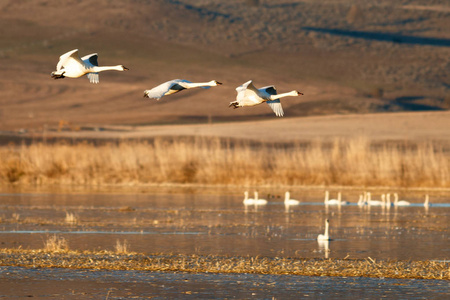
[325,191,348,205]
[357,194,366,207]
[317,219,331,241]
[229,80,303,117]
[51,49,128,83]
[367,192,384,206]
[254,191,268,205]
[284,191,300,205]
[394,193,411,206]
[243,191,256,205]
[143,79,222,100]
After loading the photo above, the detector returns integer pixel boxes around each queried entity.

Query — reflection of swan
[284,191,300,205]
[394,193,411,206]
[51,49,128,83]
[254,191,268,205]
[367,192,384,206]
[317,219,331,241]
[317,239,330,259]
[325,191,348,205]
[243,191,255,205]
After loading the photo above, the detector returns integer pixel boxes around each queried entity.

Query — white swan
[229,80,303,117]
[424,194,430,208]
[317,219,331,241]
[394,193,411,206]
[385,193,392,208]
[254,191,268,205]
[51,49,128,83]
[143,79,222,100]
[243,191,256,205]
[284,191,300,205]
[357,194,366,207]
[325,191,348,205]
[367,192,384,206]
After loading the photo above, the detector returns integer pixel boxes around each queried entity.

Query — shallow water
[1,266,449,299]
[0,191,449,261]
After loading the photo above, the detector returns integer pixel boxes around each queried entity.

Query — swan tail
[51,71,65,80]
[229,101,240,109]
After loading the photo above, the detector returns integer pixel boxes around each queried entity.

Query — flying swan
[143,79,222,100]
[51,49,128,83]
[229,80,303,117]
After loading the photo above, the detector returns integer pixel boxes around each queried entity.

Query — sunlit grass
[0,137,448,187]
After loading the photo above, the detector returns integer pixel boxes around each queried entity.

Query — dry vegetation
[1,137,449,188]
[0,248,448,280]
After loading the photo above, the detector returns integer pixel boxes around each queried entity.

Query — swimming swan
[243,191,256,205]
[229,80,303,117]
[394,193,411,206]
[325,191,348,205]
[284,191,300,205]
[367,192,384,206]
[143,79,222,100]
[51,49,128,83]
[254,191,268,205]
[317,219,331,241]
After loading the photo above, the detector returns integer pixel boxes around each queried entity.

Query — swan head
[292,90,304,96]
[121,65,129,71]
[210,80,222,86]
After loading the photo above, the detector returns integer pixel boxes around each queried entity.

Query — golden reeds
[0,137,448,187]
[0,249,448,280]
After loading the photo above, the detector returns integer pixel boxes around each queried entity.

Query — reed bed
[0,249,448,280]
[0,137,449,187]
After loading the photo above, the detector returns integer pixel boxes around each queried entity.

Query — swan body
[243,191,256,205]
[254,191,268,205]
[284,191,300,205]
[51,49,128,83]
[317,219,331,241]
[394,193,411,206]
[325,191,348,205]
[367,192,384,206]
[143,79,222,100]
[229,80,303,117]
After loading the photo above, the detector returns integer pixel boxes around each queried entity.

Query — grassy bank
[0,249,448,280]
[1,137,449,187]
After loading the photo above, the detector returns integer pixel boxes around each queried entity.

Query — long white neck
[92,65,124,72]
[324,220,329,237]
[394,193,398,204]
[386,194,391,206]
[268,90,299,100]
[244,191,249,200]
[338,192,341,202]
[424,195,429,206]
[382,194,386,204]
[367,192,371,202]
[325,191,329,203]
[254,191,259,200]
[184,81,217,88]
[285,192,290,202]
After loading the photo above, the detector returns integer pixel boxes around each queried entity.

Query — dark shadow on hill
[382,96,445,111]
[302,27,450,47]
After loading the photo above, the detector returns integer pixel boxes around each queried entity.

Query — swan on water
[367,192,384,206]
[284,191,300,205]
[357,194,366,207]
[325,191,348,205]
[229,80,303,117]
[317,219,331,241]
[394,193,411,206]
[51,49,128,83]
[143,79,222,100]
[243,191,256,205]
[254,191,268,205]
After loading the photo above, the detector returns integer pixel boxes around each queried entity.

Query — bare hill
[0,0,449,132]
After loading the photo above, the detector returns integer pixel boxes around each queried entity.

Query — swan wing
[261,85,277,95]
[56,49,81,71]
[144,79,186,100]
[235,80,263,105]
[81,53,99,67]
[266,99,284,117]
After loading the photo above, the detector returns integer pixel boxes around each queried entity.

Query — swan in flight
[394,193,411,206]
[254,191,268,205]
[51,49,128,83]
[284,191,300,205]
[243,191,256,205]
[317,219,331,241]
[229,80,303,117]
[143,79,222,100]
[324,191,348,205]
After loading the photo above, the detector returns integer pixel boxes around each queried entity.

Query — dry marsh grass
[43,235,69,252]
[0,249,448,280]
[0,137,449,188]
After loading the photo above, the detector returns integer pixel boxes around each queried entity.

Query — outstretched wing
[235,80,262,105]
[266,99,284,117]
[56,49,80,71]
[262,86,284,117]
[81,53,99,83]
[144,79,187,100]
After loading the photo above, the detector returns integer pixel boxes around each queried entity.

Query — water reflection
[0,191,448,261]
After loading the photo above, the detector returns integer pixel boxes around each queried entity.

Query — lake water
[0,190,449,261]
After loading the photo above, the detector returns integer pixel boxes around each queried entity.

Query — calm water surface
[0,190,449,261]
